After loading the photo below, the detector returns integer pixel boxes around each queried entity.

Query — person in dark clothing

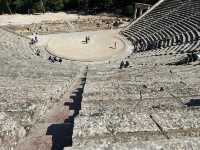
[124,61,130,68]
[30,38,35,45]
[53,56,58,62]
[191,53,198,62]
[48,56,55,63]
[35,49,40,56]
[35,33,38,43]
[85,36,88,44]
[48,56,52,63]
[58,58,63,64]
[48,56,51,61]
[119,60,124,69]
[114,42,117,49]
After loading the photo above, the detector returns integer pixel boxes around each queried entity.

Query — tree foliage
[0,0,158,16]
[124,5,135,17]
[64,0,80,9]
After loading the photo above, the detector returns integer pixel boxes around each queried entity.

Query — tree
[12,0,33,13]
[0,0,12,14]
[0,0,158,15]
[124,5,135,17]
[46,0,64,11]
[64,0,80,10]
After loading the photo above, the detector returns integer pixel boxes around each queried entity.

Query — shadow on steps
[46,76,87,150]
[185,98,200,107]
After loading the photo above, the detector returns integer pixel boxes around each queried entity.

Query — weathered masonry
[134,3,152,20]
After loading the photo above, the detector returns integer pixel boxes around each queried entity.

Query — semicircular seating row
[121,0,200,56]
[0,27,82,105]
[0,27,82,149]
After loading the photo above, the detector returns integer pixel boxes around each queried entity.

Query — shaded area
[185,98,200,107]
[167,53,200,66]
[46,75,87,150]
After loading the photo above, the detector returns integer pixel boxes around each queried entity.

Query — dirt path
[0,12,121,26]
[0,13,79,26]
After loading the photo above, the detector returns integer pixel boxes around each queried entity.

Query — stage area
[38,30,129,62]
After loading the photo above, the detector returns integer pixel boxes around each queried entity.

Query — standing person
[53,56,58,62]
[48,56,52,63]
[119,60,124,69]
[114,42,117,49]
[35,49,40,56]
[35,36,38,43]
[30,38,35,44]
[34,33,38,43]
[85,36,88,44]
[124,61,130,68]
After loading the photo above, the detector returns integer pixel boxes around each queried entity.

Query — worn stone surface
[70,54,200,149]
[1,0,200,148]
[65,137,200,150]
[0,27,82,149]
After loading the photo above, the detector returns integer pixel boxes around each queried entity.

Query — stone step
[151,108,200,131]
[65,137,200,150]
[79,96,186,115]
[73,111,158,138]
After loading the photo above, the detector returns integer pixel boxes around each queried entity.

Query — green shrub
[124,5,134,17]
[46,0,64,11]
[64,0,80,9]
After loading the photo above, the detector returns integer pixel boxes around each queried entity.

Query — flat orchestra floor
[37,30,129,62]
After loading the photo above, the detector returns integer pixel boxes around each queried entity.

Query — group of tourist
[29,32,64,63]
[119,60,130,69]
[48,56,62,64]
[29,32,41,56]
[30,32,38,45]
